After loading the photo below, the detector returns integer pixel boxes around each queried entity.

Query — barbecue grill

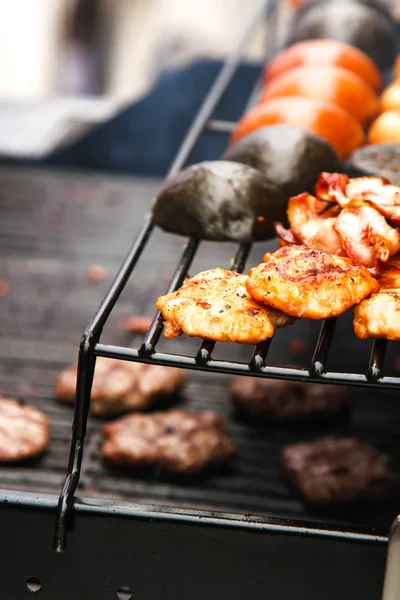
[1,0,400,598]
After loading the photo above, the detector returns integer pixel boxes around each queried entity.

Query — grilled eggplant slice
[151,160,287,241]
[222,125,343,198]
[287,1,397,70]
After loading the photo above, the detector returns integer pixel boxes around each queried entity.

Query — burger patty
[229,377,347,422]
[281,437,394,505]
[101,409,237,473]
[56,357,186,416]
[0,397,49,462]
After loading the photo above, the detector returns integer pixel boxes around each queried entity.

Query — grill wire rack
[54,3,400,587]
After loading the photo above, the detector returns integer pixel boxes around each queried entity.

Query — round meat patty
[281,437,394,505]
[229,377,347,423]
[0,397,49,462]
[156,268,293,344]
[102,409,237,473]
[55,357,186,416]
[246,245,379,319]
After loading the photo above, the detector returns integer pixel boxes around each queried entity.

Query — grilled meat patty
[56,357,186,416]
[282,437,394,504]
[0,397,49,461]
[230,378,347,422]
[156,267,293,344]
[246,245,379,319]
[102,409,236,473]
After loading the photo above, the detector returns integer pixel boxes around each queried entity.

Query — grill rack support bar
[382,516,400,600]
[54,0,275,552]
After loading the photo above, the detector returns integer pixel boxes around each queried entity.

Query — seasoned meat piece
[246,245,379,319]
[156,268,294,344]
[0,397,49,461]
[354,266,400,341]
[56,357,186,416]
[335,205,400,274]
[229,378,347,422]
[101,410,236,472]
[282,437,394,504]
[316,172,400,225]
[354,289,400,341]
[286,192,342,254]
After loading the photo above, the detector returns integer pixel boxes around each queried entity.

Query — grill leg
[381,516,400,600]
[53,333,98,552]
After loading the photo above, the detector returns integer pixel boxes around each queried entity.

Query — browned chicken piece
[156,268,294,344]
[246,245,379,320]
[286,192,342,254]
[101,409,237,472]
[229,377,347,423]
[335,204,400,274]
[354,266,400,341]
[274,222,301,246]
[0,397,49,461]
[56,357,186,416]
[285,175,400,272]
[316,172,400,225]
[282,437,394,505]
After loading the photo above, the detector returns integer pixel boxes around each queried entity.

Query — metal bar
[84,216,154,337]
[196,242,252,364]
[54,343,97,552]
[250,338,273,370]
[310,319,337,376]
[367,339,387,381]
[381,516,400,600]
[94,343,400,390]
[140,238,200,356]
[205,119,236,134]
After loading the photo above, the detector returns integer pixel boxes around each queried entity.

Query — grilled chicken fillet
[156,268,293,343]
[246,245,379,319]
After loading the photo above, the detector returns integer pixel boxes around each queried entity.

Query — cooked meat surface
[335,205,400,274]
[246,245,378,319]
[0,397,49,461]
[316,172,400,225]
[354,266,400,341]
[287,192,342,254]
[354,289,400,341]
[230,377,347,422]
[279,173,400,273]
[282,437,393,504]
[56,357,186,416]
[102,410,236,472]
[156,268,293,344]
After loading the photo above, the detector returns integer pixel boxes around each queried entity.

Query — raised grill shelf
[51,0,400,551]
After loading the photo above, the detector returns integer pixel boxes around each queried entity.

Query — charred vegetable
[287,1,397,70]
[222,125,343,198]
[349,143,400,185]
[151,160,287,242]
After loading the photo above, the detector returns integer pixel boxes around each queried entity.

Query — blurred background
[0,0,290,160]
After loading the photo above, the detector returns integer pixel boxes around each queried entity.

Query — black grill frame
[54,0,398,557]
